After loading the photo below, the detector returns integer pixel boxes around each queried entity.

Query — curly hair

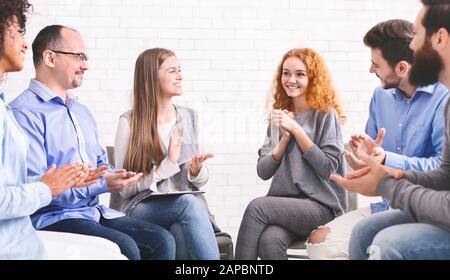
[272,48,346,124]
[0,0,32,57]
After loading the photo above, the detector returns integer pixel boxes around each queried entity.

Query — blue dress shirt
[0,91,51,259]
[365,82,449,213]
[9,80,123,230]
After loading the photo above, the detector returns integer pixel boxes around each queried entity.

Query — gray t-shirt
[378,97,450,232]
[257,108,347,215]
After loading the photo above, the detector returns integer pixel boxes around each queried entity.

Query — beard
[409,39,444,87]
[380,73,401,90]
[382,81,400,89]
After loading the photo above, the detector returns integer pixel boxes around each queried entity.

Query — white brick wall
[1,0,421,243]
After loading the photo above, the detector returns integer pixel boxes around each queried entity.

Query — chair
[105,146,234,260]
[37,230,127,260]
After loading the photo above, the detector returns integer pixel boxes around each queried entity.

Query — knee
[370,230,404,260]
[307,227,330,244]
[244,197,267,216]
[114,235,141,260]
[150,229,176,260]
[177,194,199,206]
[160,230,177,251]
[177,195,209,218]
[349,217,370,243]
[348,219,379,260]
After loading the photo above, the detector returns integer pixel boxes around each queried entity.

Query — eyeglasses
[50,50,89,62]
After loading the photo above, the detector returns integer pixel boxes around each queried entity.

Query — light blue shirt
[9,80,123,230]
[0,91,51,259]
[365,82,449,213]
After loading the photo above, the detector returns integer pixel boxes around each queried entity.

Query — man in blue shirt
[306,19,449,260]
[9,25,176,260]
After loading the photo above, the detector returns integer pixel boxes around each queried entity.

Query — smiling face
[281,56,309,99]
[1,16,28,74]
[369,48,402,89]
[158,55,183,98]
[51,28,89,90]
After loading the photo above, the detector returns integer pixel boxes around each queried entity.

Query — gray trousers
[235,196,334,260]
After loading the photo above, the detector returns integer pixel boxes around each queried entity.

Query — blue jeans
[130,194,219,260]
[42,216,176,260]
[349,210,450,260]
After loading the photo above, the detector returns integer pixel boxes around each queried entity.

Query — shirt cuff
[90,178,109,195]
[188,165,208,183]
[384,151,404,169]
[27,175,42,184]
[33,182,53,207]
[271,153,282,162]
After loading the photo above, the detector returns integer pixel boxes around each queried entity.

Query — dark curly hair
[0,0,32,57]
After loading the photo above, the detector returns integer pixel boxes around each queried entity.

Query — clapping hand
[187,153,214,177]
[104,169,143,193]
[345,128,387,170]
[331,153,386,196]
[351,128,386,161]
[271,109,298,139]
[331,152,405,196]
[74,165,109,188]
[41,163,90,196]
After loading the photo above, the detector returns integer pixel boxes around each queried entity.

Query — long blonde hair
[272,48,346,124]
[122,48,175,175]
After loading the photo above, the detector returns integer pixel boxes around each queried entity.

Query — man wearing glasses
[9,25,176,260]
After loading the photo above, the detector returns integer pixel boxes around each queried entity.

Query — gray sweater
[257,109,347,216]
[378,98,450,232]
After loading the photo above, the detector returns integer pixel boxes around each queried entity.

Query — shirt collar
[0,91,4,102]
[392,83,437,100]
[415,84,436,95]
[28,79,71,104]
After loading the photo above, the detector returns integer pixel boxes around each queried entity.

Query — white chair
[37,231,128,260]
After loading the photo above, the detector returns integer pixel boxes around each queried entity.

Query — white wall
[1,0,421,242]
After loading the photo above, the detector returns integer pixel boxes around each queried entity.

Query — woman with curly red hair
[235,48,347,260]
